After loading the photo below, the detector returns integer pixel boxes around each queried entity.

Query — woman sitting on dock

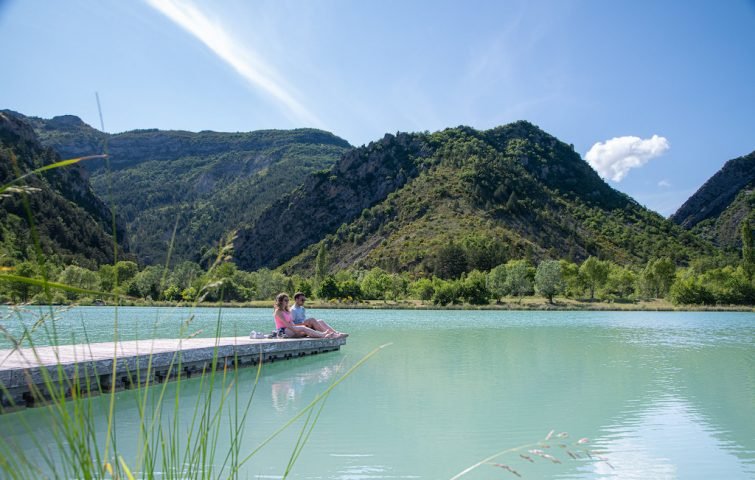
[274,293,342,339]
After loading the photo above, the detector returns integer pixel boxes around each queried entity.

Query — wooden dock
[0,336,346,411]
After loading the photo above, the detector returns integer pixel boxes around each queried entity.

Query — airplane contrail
[146,0,323,127]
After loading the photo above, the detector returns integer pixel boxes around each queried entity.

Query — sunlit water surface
[1,307,753,479]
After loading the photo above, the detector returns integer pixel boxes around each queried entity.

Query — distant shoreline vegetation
[3,249,753,310]
[23,298,753,313]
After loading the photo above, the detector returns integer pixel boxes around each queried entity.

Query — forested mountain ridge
[0,112,125,269]
[7,111,353,265]
[670,151,755,248]
[236,121,714,275]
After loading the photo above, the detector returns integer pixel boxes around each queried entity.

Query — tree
[162,284,181,301]
[432,278,462,306]
[639,258,676,299]
[559,260,582,298]
[669,271,714,305]
[742,219,754,281]
[169,261,203,291]
[317,275,339,300]
[295,278,314,298]
[505,260,533,303]
[252,268,290,300]
[462,235,506,272]
[58,265,100,300]
[338,279,362,300]
[388,273,409,301]
[98,260,139,293]
[701,265,755,305]
[98,265,116,292]
[505,191,518,211]
[361,267,391,300]
[652,258,676,298]
[114,261,139,286]
[127,266,163,300]
[487,264,508,302]
[604,264,636,300]
[434,241,467,279]
[7,261,40,302]
[579,256,609,300]
[315,243,328,286]
[534,260,563,303]
[409,278,435,301]
[181,286,197,302]
[462,269,490,305]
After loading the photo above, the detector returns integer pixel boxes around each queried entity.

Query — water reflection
[271,361,346,412]
[585,394,753,479]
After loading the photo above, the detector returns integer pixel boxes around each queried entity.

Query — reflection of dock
[0,336,346,412]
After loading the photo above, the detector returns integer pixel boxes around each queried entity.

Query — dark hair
[294,292,306,300]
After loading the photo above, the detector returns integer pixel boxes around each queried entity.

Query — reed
[0,143,383,478]
[449,430,606,479]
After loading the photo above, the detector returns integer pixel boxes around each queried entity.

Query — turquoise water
[1,306,754,479]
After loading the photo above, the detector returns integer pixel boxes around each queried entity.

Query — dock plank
[0,336,346,411]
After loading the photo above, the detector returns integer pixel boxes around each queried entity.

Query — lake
[1,306,754,479]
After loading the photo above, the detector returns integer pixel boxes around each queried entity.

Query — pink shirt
[275,310,292,330]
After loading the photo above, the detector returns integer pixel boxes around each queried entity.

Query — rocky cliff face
[233,132,431,270]
[671,151,755,247]
[671,152,755,228]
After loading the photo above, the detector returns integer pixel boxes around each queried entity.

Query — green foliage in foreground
[0,300,388,479]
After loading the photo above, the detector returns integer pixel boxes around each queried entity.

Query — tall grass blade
[0,155,108,196]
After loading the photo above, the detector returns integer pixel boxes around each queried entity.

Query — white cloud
[146,0,322,127]
[658,180,671,188]
[585,135,669,182]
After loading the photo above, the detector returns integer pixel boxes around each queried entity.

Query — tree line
[4,246,753,307]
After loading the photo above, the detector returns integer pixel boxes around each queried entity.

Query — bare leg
[316,319,337,333]
[303,318,335,334]
[304,318,347,337]
[313,318,348,338]
[288,325,329,338]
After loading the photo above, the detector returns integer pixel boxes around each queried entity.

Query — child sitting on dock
[274,293,344,339]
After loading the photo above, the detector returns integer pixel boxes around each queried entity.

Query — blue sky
[1,0,753,216]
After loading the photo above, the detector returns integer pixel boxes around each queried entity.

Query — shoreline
[26,298,754,313]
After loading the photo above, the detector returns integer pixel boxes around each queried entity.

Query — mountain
[7,111,353,265]
[670,151,755,248]
[0,112,124,269]
[234,122,714,275]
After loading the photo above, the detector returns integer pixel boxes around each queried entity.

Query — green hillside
[236,122,715,275]
[671,151,755,248]
[8,111,353,265]
[0,112,124,269]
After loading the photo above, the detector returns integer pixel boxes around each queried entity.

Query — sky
[1,0,754,216]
